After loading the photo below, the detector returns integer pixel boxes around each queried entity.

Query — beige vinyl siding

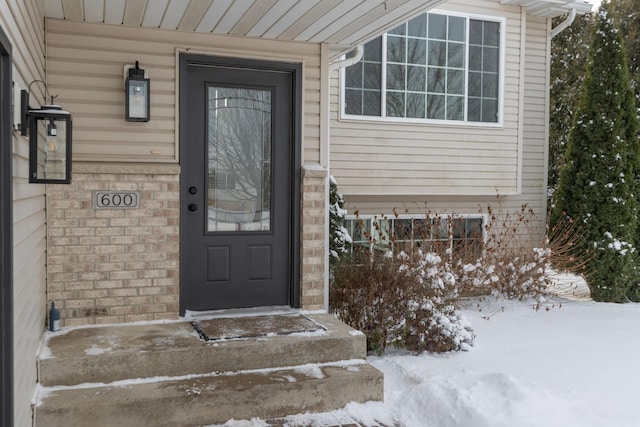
[330,0,524,197]
[2,0,47,425]
[335,2,551,245]
[45,19,322,165]
[517,14,550,230]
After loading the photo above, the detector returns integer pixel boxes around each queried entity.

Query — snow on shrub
[409,251,474,352]
[457,247,550,300]
[330,248,474,354]
[329,200,572,354]
[455,202,551,300]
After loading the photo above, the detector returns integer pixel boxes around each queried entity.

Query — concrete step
[38,313,365,386]
[34,360,383,427]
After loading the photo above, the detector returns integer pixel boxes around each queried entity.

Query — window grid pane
[345,39,382,116]
[467,19,500,123]
[386,13,468,121]
[345,219,372,250]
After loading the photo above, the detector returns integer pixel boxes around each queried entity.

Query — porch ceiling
[40,0,448,58]
[499,0,593,17]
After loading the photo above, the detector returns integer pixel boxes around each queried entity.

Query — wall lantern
[125,61,150,122]
[21,80,72,184]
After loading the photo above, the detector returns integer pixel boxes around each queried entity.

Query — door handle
[188,203,198,212]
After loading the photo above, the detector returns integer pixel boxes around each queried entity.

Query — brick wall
[46,163,327,326]
[300,166,327,310]
[46,163,180,327]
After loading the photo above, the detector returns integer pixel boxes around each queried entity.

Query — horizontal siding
[46,19,322,165]
[330,0,525,197]
[334,2,551,245]
[516,14,549,231]
[2,0,47,426]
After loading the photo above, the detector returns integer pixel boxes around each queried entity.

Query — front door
[179,55,299,314]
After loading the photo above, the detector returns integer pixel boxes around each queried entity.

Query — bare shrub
[330,200,590,353]
[546,211,594,276]
[452,201,550,300]
[330,249,419,353]
[455,202,593,300]
[330,247,474,354]
[375,202,551,300]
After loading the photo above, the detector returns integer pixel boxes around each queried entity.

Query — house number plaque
[93,191,140,209]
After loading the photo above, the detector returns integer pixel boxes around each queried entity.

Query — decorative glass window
[344,12,502,124]
[344,215,484,256]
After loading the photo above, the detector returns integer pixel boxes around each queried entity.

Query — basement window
[344,214,484,257]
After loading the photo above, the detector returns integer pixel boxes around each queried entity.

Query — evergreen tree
[329,176,351,267]
[610,0,640,299]
[609,0,640,111]
[551,4,640,302]
[549,13,594,198]
[549,0,639,199]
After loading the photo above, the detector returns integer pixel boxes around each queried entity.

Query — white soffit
[499,0,593,17]
[41,0,448,58]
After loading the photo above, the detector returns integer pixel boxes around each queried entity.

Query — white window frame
[340,10,505,128]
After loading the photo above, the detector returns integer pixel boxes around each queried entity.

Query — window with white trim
[344,215,484,255]
[344,12,502,124]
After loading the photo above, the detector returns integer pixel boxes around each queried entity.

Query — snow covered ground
[220,278,640,427]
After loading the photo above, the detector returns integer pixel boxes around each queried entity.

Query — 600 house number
[93,192,140,209]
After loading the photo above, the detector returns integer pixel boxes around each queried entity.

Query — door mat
[191,314,325,341]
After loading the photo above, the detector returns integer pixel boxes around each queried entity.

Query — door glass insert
[207,86,272,232]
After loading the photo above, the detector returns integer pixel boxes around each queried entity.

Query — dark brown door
[180,56,296,314]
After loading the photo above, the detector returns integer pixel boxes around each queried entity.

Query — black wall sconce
[125,61,150,122]
[21,80,72,184]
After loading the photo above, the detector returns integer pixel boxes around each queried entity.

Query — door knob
[189,186,197,195]
[188,203,198,212]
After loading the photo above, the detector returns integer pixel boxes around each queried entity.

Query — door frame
[0,23,13,427]
[178,53,302,313]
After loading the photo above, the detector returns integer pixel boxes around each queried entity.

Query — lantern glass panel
[127,79,149,121]
[30,112,71,183]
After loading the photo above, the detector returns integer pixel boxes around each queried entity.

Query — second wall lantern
[21,81,73,184]
[125,61,150,122]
